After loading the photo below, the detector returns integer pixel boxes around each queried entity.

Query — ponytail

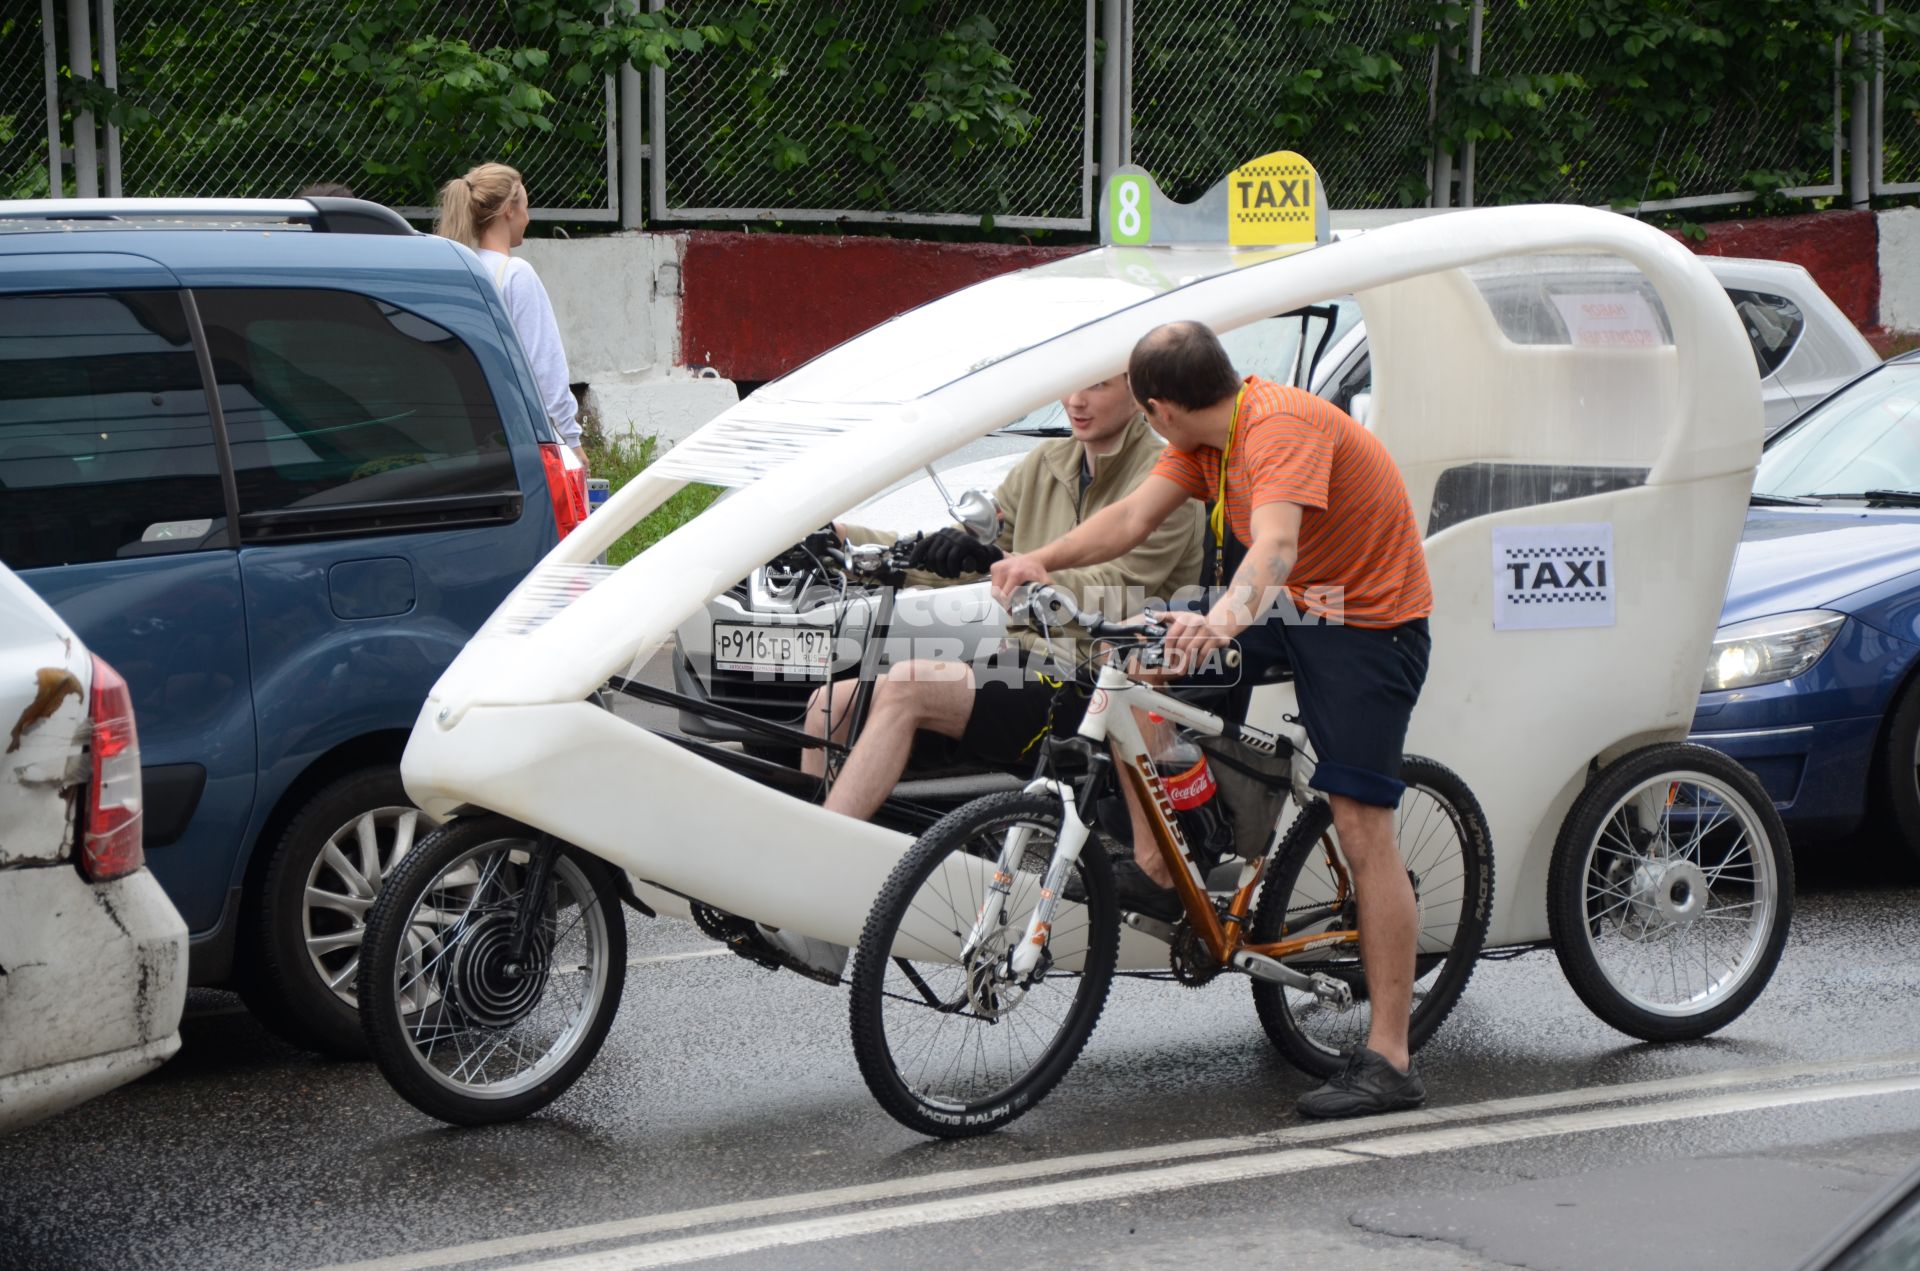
[433,162,524,248]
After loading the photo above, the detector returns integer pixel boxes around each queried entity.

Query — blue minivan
[0,198,581,1055]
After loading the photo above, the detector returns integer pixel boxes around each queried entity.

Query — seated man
[758,374,1204,982]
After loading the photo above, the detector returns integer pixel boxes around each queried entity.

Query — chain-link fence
[1469,0,1842,210]
[652,1,1092,227]
[1877,0,1920,194]
[1,9,51,200]
[1130,0,1439,209]
[10,1,1894,227]
[109,0,616,217]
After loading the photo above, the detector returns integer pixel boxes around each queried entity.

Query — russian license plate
[712,622,834,676]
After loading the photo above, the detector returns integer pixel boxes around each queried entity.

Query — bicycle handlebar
[1018,585,1240,671]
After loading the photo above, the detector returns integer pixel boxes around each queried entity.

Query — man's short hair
[1128,321,1241,412]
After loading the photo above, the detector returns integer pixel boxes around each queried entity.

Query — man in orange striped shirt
[991,320,1434,1119]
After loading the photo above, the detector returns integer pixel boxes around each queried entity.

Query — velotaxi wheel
[1547,743,1792,1042]
[358,816,626,1125]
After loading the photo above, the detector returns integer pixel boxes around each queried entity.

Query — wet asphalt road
[2,837,1919,1271]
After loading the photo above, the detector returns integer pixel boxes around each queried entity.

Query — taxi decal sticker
[1493,523,1616,631]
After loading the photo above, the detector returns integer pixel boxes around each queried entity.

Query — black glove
[906,526,1004,578]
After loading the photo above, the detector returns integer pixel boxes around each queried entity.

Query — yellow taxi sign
[1100,151,1329,249]
[1227,151,1320,246]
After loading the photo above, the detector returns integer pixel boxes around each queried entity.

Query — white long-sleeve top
[477,249,581,448]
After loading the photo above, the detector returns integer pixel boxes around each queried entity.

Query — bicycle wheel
[849,791,1119,1138]
[1547,742,1792,1042]
[1249,756,1492,1078]
[357,815,627,1126]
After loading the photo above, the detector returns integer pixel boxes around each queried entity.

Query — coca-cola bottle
[1153,730,1235,871]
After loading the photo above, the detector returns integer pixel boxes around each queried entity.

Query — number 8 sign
[1109,174,1151,245]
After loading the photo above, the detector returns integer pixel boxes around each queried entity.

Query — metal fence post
[1460,0,1483,208]
[1099,0,1124,185]
[64,0,94,197]
[99,0,119,197]
[40,0,61,196]
[618,0,645,228]
[1429,40,1451,207]
[1854,44,1872,208]
[1874,0,1888,195]
[1119,0,1133,166]
[648,0,667,228]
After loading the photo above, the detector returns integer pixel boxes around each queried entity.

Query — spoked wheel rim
[1272,780,1474,1061]
[872,810,1097,1113]
[303,805,441,1006]
[1577,769,1778,1017]
[390,838,613,1100]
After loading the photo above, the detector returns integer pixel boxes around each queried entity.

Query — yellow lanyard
[1209,382,1250,554]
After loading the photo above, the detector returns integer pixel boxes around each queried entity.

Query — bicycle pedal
[1309,972,1354,1010]
[723,932,787,973]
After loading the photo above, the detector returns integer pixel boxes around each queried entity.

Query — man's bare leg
[802,680,859,780]
[765,661,976,982]
[1329,794,1417,1072]
[820,661,974,820]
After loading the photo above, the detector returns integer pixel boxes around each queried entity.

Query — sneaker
[755,924,849,987]
[1107,860,1185,923]
[1296,1047,1426,1119]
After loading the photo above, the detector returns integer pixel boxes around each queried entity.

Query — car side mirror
[924,465,1002,545]
[1349,392,1373,427]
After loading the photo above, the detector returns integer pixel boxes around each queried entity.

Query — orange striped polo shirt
[1151,376,1432,628]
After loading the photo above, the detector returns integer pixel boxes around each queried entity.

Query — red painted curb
[678,211,1882,384]
[680,232,1078,382]
[1671,209,1878,330]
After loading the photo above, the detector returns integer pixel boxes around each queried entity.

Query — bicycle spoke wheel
[850,791,1118,1138]
[1249,756,1492,1078]
[1548,742,1792,1041]
[359,816,627,1125]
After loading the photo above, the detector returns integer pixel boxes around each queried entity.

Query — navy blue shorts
[1170,605,1431,808]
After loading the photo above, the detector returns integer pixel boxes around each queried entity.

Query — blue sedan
[1692,351,1920,847]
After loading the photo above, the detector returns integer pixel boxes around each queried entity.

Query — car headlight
[1702,610,1846,692]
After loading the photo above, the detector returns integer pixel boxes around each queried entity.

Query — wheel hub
[1627,857,1708,932]
[446,913,552,1029]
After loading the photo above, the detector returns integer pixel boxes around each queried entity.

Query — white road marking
[307,1052,1920,1271]
[512,1072,1920,1270]
[626,949,729,967]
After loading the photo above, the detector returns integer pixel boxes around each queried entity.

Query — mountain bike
[848,586,1493,1137]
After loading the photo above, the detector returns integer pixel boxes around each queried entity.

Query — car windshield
[996,298,1361,434]
[1754,362,1920,499]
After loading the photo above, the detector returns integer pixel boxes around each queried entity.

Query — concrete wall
[1879,207,1920,334]
[510,232,738,444]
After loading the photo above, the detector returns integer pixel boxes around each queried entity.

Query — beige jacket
[844,415,1205,639]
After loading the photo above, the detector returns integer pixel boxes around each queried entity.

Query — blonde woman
[434,163,584,464]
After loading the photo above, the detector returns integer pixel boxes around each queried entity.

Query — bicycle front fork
[960,758,1107,981]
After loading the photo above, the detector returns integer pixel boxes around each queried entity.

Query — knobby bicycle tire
[849,791,1119,1138]
[1249,756,1493,1079]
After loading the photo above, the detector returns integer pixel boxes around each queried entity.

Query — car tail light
[540,442,588,538]
[83,655,143,882]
